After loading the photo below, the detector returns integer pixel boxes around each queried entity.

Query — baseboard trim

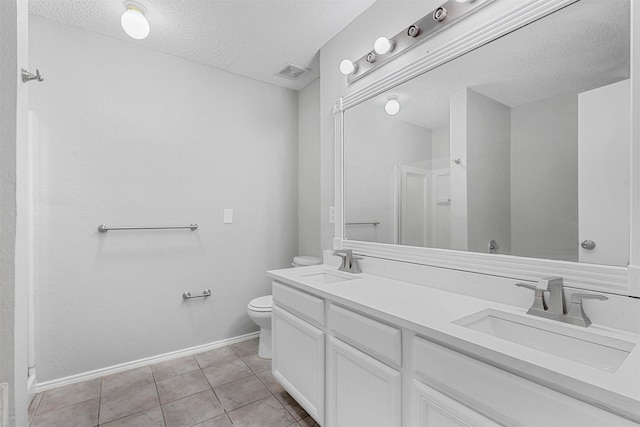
[34,331,260,393]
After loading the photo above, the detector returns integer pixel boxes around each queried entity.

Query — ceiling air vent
[276,63,309,80]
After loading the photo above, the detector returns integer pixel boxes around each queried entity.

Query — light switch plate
[223,209,233,224]
[329,206,335,224]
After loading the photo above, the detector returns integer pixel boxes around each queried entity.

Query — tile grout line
[205,368,226,415]
[151,363,169,427]
[98,370,162,426]
[28,392,42,427]
[96,377,102,427]
[219,372,301,422]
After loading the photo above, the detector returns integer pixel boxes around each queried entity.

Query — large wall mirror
[342,0,630,270]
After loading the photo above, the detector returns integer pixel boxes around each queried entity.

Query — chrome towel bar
[183,289,212,300]
[98,223,198,232]
[345,221,380,226]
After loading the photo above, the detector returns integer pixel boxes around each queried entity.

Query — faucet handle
[515,283,548,313]
[333,249,351,257]
[333,249,352,271]
[351,256,363,273]
[566,293,608,327]
[514,282,537,292]
[570,293,608,303]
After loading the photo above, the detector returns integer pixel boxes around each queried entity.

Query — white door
[578,79,630,266]
[272,305,325,425]
[399,165,429,247]
[411,380,501,427]
[327,337,401,427]
[431,169,451,249]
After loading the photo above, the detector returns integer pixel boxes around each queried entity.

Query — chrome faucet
[515,277,607,327]
[333,249,363,274]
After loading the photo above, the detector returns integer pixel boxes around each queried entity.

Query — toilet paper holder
[183,289,212,300]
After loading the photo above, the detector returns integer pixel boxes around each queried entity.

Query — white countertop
[267,264,640,422]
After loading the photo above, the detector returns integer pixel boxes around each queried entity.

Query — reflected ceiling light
[121,1,150,40]
[384,98,400,115]
[339,59,358,75]
[374,37,395,55]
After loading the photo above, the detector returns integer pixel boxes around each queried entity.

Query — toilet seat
[248,295,272,312]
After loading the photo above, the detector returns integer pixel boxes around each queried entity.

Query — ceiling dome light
[384,98,400,116]
[374,37,395,55]
[339,59,357,75]
[121,2,149,40]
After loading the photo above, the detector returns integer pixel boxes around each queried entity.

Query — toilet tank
[292,255,321,267]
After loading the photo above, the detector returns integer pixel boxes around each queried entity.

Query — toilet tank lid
[249,295,272,310]
[293,255,322,266]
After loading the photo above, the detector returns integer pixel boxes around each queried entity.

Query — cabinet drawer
[272,281,324,327]
[413,336,637,427]
[329,304,401,367]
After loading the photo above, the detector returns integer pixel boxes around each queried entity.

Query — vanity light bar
[346,0,492,84]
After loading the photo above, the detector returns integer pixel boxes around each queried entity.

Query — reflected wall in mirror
[343,0,630,267]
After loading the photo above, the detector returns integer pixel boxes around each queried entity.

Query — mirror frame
[333,0,640,297]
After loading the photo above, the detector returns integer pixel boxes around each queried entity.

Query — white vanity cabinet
[411,336,639,427]
[272,282,325,425]
[270,273,639,427]
[326,304,402,427]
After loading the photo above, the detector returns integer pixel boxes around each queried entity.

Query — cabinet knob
[580,240,596,250]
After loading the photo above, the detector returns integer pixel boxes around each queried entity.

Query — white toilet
[248,255,321,359]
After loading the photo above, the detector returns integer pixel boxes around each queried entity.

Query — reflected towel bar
[98,223,198,232]
[345,221,381,226]
[183,289,212,300]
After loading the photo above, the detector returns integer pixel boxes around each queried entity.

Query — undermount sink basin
[300,271,360,284]
[454,309,634,372]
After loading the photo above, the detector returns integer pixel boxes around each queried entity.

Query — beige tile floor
[28,338,319,427]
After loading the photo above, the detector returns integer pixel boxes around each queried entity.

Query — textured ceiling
[28,0,376,91]
[361,0,630,129]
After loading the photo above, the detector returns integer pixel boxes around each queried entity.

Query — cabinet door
[327,337,401,427]
[272,304,325,425]
[411,380,501,427]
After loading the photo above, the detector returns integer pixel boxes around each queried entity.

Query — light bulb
[339,59,357,75]
[384,98,400,115]
[374,37,394,55]
[121,5,149,40]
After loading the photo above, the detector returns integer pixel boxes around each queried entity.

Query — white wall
[465,89,511,254]
[343,107,430,244]
[511,91,578,261]
[0,0,30,425]
[449,88,469,251]
[29,16,299,382]
[431,126,450,171]
[450,89,511,253]
[298,79,321,257]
